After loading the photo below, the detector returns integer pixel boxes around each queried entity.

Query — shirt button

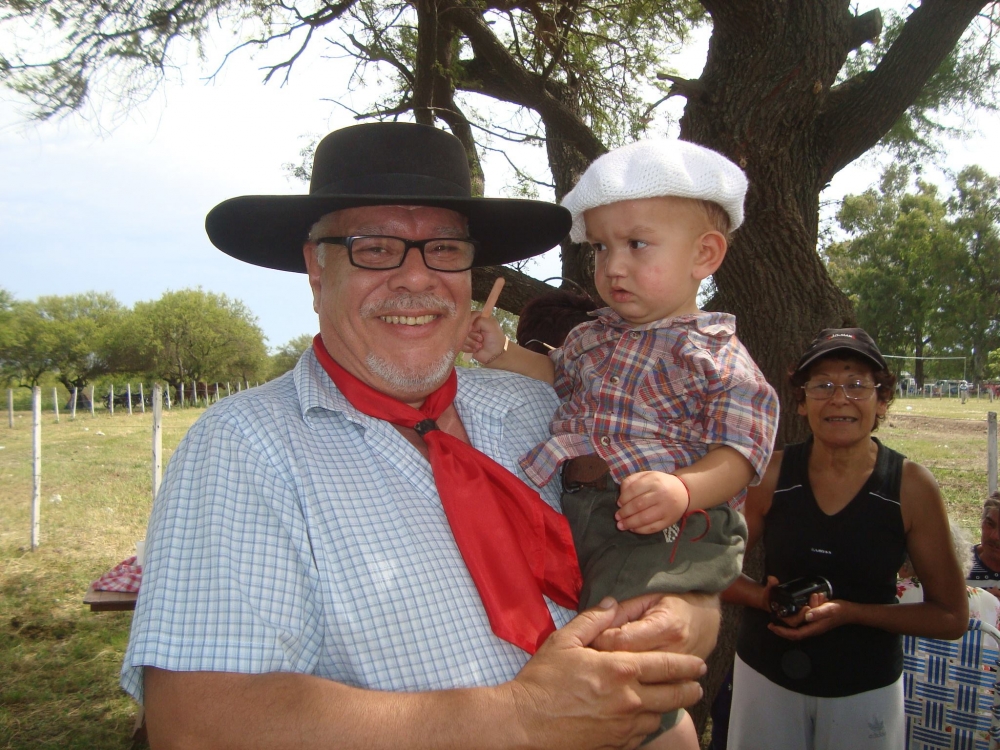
[630,331,641,339]
[600,436,611,446]
[610,376,620,385]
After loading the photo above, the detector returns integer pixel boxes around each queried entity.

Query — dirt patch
[886,413,988,436]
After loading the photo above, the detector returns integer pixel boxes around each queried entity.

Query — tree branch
[655,72,707,101]
[846,8,883,52]
[471,265,552,313]
[818,0,990,183]
[341,32,414,86]
[440,0,605,161]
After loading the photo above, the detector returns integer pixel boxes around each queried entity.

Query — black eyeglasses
[802,380,881,401]
[315,235,479,272]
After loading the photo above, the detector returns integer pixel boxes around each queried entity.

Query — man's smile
[379,314,439,326]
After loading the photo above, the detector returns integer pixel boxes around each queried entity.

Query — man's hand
[591,592,721,659]
[616,472,689,534]
[506,598,706,750]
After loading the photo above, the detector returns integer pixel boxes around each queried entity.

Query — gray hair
[900,519,973,579]
[308,218,329,268]
[950,521,973,579]
[983,491,1000,522]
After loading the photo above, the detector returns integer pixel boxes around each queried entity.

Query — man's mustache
[361,294,457,318]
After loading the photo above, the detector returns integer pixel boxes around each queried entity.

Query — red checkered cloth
[93,556,143,593]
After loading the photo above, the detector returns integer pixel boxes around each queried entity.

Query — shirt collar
[295,346,521,429]
[591,306,736,334]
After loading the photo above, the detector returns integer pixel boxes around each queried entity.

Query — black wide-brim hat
[794,327,888,374]
[205,122,571,273]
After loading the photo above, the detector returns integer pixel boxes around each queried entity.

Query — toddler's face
[584,196,721,325]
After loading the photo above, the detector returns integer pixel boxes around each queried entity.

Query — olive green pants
[560,481,747,740]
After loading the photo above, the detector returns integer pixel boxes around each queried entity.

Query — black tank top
[736,437,907,697]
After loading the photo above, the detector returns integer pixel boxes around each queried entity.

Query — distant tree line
[824,164,1000,387]
[0,288,313,398]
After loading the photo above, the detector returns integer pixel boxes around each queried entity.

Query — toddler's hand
[615,471,689,534]
[465,313,507,365]
[462,318,485,355]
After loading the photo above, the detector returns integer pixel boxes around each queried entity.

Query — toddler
[465,138,780,745]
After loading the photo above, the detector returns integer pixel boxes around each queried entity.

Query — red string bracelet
[668,475,710,563]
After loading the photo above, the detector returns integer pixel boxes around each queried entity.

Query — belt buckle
[561,461,583,494]
[561,456,610,494]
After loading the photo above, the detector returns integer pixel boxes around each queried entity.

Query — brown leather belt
[561,455,613,493]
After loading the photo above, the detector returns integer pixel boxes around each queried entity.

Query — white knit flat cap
[562,138,748,242]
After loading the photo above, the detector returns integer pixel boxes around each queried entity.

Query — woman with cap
[723,328,968,750]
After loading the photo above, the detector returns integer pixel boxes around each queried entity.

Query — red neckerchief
[313,336,580,653]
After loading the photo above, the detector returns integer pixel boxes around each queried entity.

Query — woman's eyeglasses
[802,380,880,400]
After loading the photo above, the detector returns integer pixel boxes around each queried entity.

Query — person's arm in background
[770,460,968,642]
[144,595,713,750]
[720,452,781,612]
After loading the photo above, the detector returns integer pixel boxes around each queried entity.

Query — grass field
[1,406,200,749]
[0,394,997,748]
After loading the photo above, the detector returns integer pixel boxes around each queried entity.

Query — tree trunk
[679,3,871,733]
[683,2,860,449]
[544,103,602,299]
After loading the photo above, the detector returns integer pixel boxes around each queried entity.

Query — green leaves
[122,288,269,387]
[826,164,1000,383]
[0,288,270,391]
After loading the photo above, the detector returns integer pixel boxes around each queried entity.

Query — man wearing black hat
[121,122,718,749]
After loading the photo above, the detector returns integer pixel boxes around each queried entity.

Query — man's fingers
[634,677,705,714]
[480,277,505,319]
[593,593,720,657]
[632,651,706,686]
[552,598,620,648]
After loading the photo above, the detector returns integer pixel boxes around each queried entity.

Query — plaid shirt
[520,309,779,512]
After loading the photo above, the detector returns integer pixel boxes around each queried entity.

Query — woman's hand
[768,593,845,641]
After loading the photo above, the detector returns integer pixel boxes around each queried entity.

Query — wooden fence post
[139,383,146,414]
[52,387,59,423]
[109,384,115,416]
[127,383,133,416]
[179,382,185,408]
[165,384,172,410]
[989,412,998,496]
[7,388,13,428]
[71,387,78,420]
[226,382,231,397]
[89,385,95,417]
[152,384,163,502]
[31,386,41,550]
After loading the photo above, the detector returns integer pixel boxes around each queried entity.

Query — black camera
[768,576,832,619]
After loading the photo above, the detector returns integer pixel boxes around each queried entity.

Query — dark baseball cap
[794,328,887,374]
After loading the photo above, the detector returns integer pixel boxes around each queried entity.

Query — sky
[2,5,999,350]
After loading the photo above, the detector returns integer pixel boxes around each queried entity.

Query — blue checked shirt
[520,310,779,512]
[121,348,574,703]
